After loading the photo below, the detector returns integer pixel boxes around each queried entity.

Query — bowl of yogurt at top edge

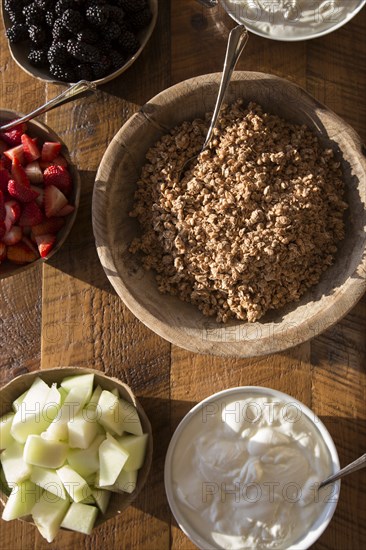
[164,387,340,550]
[221,0,366,42]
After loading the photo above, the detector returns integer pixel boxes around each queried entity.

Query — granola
[129,101,347,323]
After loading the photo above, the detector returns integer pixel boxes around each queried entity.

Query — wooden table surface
[0,1,365,549]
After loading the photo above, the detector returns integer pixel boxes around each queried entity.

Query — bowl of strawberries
[0,110,80,277]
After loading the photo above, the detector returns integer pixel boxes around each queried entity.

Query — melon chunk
[61,502,98,535]
[10,377,51,443]
[91,488,111,514]
[117,434,148,472]
[68,412,99,449]
[12,390,28,412]
[32,490,70,543]
[24,434,68,469]
[97,391,143,436]
[45,385,91,441]
[67,434,105,478]
[61,374,94,398]
[98,433,129,487]
[56,465,91,503]
[1,440,32,484]
[99,469,138,494]
[30,466,67,499]
[2,480,42,521]
[0,412,15,450]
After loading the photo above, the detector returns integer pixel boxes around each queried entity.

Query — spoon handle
[202,24,248,151]
[0,80,96,132]
[319,452,366,489]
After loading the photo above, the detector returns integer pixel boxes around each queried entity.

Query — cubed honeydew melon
[117,434,148,472]
[97,391,143,436]
[80,493,95,505]
[10,377,51,443]
[2,480,42,521]
[99,469,138,494]
[1,441,32,484]
[91,488,111,514]
[98,433,129,487]
[61,374,94,398]
[58,386,69,403]
[24,435,68,469]
[67,434,105,478]
[56,465,91,503]
[42,384,62,423]
[32,490,70,543]
[68,412,99,449]
[30,466,67,500]
[84,385,103,420]
[12,390,28,412]
[45,385,91,441]
[60,502,98,535]
[0,412,15,450]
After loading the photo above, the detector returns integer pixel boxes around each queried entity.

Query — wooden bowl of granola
[92,72,366,357]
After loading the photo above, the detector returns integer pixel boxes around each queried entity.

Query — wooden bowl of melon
[0,367,152,542]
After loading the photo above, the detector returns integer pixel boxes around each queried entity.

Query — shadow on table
[128,395,366,534]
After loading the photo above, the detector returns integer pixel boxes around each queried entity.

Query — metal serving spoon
[319,452,366,490]
[0,80,96,132]
[178,24,248,180]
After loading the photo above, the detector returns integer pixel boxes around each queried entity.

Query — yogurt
[222,0,365,40]
[165,388,340,550]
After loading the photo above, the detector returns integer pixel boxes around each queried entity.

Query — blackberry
[62,9,84,34]
[47,42,70,65]
[107,6,125,26]
[6,23,28,43]
[102,21,121,42]
[34,0,52,10]
[91,58,111,80]
[76,28,99,44]
[120,0,147,13]
[55,0,77,17]
[45,10,55,27]
[66,38,101,63]
[85,5,109,27]
[109,48,125,70]
[5,10,25,24]
[74,63,94,81]
[50,63,76,82]
[28,48,47,66]
[28,25,46,45]
[23,3,42,26]
[117,30,139,54]
[52,18,71,41]
[126,7,152,32]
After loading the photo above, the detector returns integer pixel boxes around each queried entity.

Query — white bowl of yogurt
[165,387,340,550]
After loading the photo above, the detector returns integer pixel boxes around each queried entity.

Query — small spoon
[178,24,248,180]
[319,452,366,490]
[0,80,96,132]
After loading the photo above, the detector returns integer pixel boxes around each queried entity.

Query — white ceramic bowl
[165,386,340,550]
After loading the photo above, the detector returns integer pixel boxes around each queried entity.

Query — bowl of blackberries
[1,0,158,85]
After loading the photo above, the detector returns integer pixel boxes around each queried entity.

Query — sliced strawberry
[4,144,25,165]
[43,165,72,196]
[18,201,44,226]
[0,220,5,240]
[2,225,22,245]
[4,200,21,232]
[1,155,12,171]
[11,157,30,187]
[0,122,26,147]
[41,142,62,162]
[32,217,65,236]
[0,190,5,221]
[35,233,56,258]
[25,161,43,184]
[21,134,41,162]
[0,166,11,193]
[44,185,68,218]
[39,154,68,170]
[0,242,6,261]
[8,179,39,203]
[31,185,44,207]
[54,204,75,217]
[7,241,38,264]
